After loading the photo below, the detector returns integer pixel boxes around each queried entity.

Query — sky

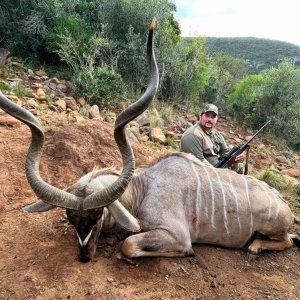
[173,0,300,46]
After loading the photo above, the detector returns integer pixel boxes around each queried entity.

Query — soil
[0,118,300,300]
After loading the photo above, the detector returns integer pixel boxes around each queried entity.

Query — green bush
[46,14,92,54]
[10,81,33,97]
[0,82,11,91]
[72,66,127,108]
[293,184,300,195]
[256,169,288,191]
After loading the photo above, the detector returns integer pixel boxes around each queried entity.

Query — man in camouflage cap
[180,104,244,171]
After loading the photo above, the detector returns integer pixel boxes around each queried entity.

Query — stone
[0,115,21,127]
[49,82,57,90]
[135,110,149,126]
[36,88,46,98]
[74,115,86,123]
[56,83,68,93]
[150,127,166,144]
[77,97,87,107]
[281,169,300,178]
[35,69,46,77]
[65,97,78,111]
[186,114,197,123]
[126,128,139,144]
[282,175,299,186]
[26,99,39,109]
[0,48,10,67]
[128,126,142,142]
[140,135,149,142]
[88,105,100,119]
[55,99,67,112]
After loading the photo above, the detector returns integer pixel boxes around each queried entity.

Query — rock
[139,126,150,136]
[135,111,149,126]
[186,114,197,123]
[26,99,39,109]
[140,135,149,142]
[0,48,10,67]
[150,127,166,144]
[48,104,59,112]
[65,97,78,111]
[50,77,60,84]
[282,175,299,186]
[129,121,139,128]
[233,137,243,143]
[281,169,300,178]
[55,99,67,112]
[255,158,273,169]
[74,115,86,123]
[6,94,22,105]
[35,69,46,77]
[28,69,35,76]
[77,97,87,107]
[88,105,100,119]
[128,126,142,142]
[49,82,57,90]
[126,128,139,144]
[31,82,43,88]
[36,88,46,99]
[56,83,68,93]
[0,115,21,127]
[167,131,181,141]
[275,155,287,163]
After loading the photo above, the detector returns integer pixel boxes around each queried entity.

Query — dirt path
[0,121,299,300]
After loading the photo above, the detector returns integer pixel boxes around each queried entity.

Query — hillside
[0,62,300,299]
[183,36,300,73]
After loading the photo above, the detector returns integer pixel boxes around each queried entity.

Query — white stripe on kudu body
[203,167,216,229]
[188,161,268,247]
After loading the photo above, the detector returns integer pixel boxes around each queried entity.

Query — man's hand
[234,153,245,163]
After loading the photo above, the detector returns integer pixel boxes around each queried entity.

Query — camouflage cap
[201,104,218,115]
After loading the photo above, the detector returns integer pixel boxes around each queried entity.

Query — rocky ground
[0,63,300,299]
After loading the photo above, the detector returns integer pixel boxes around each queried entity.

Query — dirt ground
[0,119,299,300]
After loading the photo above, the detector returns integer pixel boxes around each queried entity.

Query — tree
[203,53,248,107]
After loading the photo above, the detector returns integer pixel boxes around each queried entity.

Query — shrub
[72,66,127,108]
[293,184,300,195]
[0,82,11,91]
[255,169,288,191]
[10,81,33,97]
[46,14,92,54]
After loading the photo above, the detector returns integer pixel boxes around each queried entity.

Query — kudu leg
[121,229,194,258]
[248,233,293,254]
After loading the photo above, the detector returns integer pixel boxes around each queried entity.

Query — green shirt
[180,122,229,167]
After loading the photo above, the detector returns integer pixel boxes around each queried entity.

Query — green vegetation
[293,184,300,195]
[0,82,10,91]
[183,37,300,73]
[227,60,300,149]
[10,81,33,97]
[255,169,288,191]
[0,0,300,151]
[72,66,127,108]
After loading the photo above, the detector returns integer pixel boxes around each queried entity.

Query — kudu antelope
[0,21,299,263]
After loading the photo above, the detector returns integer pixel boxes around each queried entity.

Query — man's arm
[218,134,245,165]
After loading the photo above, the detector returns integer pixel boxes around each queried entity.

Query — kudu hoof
[116,252,138,266]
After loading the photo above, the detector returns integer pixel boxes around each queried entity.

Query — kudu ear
[23,200,56,212]
[107,200,141,232]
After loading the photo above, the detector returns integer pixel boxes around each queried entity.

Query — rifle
[216,120,271,168]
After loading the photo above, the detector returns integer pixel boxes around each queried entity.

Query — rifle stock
[216,120,271,169]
